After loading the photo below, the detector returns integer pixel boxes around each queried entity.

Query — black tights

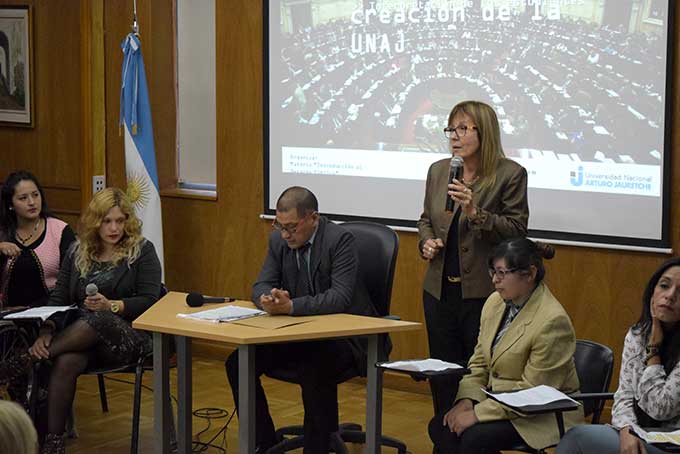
[45,320,99,434]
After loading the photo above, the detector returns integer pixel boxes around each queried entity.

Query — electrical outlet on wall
[93,175,106,193]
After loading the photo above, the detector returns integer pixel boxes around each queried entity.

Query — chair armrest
[570,392,614,402]
[381,315,401,321]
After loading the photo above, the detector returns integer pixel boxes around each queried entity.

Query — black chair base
[268,431,349,454]
[270,422,407,454]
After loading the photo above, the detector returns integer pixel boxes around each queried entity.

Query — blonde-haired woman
[417,100,529,419]
[28,188,161,454]
[0,400,38,454]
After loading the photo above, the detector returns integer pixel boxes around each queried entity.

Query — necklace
[462,175,479,187]
[16,218,42,245]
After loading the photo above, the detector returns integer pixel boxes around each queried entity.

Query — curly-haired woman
[27,188,161,454]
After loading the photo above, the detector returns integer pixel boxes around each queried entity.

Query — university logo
[570,166,584,187]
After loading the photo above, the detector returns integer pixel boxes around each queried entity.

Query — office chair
[266,221,407,454]
[505,339,615,454]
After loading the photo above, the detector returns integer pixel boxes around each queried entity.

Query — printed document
[4,306,76,322]
[177,305,265,323]
[484,385,578,407]
[380,358,463,373]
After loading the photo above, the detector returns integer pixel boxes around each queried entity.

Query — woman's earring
[8,207,13,210]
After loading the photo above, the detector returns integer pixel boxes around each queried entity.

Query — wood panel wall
[1,0,678,392]
[0,0,84,227]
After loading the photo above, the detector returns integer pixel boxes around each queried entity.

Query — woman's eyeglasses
[444,125,478,139]
[488,268,519,279]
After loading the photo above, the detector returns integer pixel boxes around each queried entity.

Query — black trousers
[225,339,355,454]
[423,287,486,415]
[428,412,524,454]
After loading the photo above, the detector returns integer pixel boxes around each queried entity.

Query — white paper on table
[483,385,579,407]
[4,306,76,322]
[379,358,464,373]
[177,305,266,323]
[629,425,680,446]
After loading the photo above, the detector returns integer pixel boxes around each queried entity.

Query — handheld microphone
[185,292,237,308]
[446,156,464,212]
[85,283,98,297]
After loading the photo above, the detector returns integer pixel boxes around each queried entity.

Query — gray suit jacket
[417,157,529,300]
[48,239,162,322]
[252,217,382,373]
[252,216,377,318]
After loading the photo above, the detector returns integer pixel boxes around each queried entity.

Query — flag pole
[132,0,138,35]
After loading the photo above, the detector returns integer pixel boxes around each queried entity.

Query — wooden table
[132,291,421,454]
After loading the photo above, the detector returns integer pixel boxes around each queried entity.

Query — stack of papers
[484,385,579,410]
[4,306,76,322]
[380,358,463,373]
[177,305,265,323]
[629,425,680,446]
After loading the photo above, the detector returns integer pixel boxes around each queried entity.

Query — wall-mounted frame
[0,5,33,127]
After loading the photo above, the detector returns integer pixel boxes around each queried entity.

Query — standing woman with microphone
[417,100,529,422]
[15,188,161,454]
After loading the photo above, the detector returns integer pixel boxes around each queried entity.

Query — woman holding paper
[428,238,582,454]
[556,257,680,454]
[13,188,161,454]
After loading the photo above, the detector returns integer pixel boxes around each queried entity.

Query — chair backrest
[340,221,399,317]
[574,339,614,422]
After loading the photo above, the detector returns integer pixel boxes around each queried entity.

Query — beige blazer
[456,283,584,449]
[417,157,529,300]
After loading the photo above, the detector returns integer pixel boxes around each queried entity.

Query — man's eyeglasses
[444,125,478,139]
[272,212,315,234]
[488,268,519,280]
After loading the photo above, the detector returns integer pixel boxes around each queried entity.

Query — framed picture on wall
[0,6,33,126]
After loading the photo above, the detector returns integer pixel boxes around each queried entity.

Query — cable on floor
[101,375,237,453]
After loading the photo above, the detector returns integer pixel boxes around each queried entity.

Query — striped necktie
[492,302,520,353]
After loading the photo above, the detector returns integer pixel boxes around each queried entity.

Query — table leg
[176,336,192,454]
[153,333,171,454]
[555,411,566,437]
[238,345,256,454]
[365,335,383,454]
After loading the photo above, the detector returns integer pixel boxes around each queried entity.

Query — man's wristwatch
[110,301,121,314]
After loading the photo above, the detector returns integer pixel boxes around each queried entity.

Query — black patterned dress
[67,261,153,368]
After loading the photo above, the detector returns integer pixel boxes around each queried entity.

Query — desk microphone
[446,156,464,212]
[186,292,237,308]
[85,283,98,297]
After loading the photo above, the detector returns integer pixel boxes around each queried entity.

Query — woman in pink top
[0,170,76,308]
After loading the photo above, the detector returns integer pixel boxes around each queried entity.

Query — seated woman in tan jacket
[429,238,583,453]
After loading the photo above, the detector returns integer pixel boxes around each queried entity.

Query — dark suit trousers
[428,412,524,454]
[423,287,486,416]
[225,339,355,454]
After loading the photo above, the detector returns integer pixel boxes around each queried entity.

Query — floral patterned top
[612,328,680,429]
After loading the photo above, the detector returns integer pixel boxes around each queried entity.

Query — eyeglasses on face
[271,211,315,234]
[444,125,478,139]
[488,268,519,280]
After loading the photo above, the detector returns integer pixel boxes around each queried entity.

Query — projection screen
[264,0,674,251]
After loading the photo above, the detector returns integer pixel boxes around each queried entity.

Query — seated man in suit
[225,186,378,454]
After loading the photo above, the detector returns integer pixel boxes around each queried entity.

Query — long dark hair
[633,257,680,374]
[488,238,555,284]
[0,170,53,239]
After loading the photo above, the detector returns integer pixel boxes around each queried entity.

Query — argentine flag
[120,33,164,277]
